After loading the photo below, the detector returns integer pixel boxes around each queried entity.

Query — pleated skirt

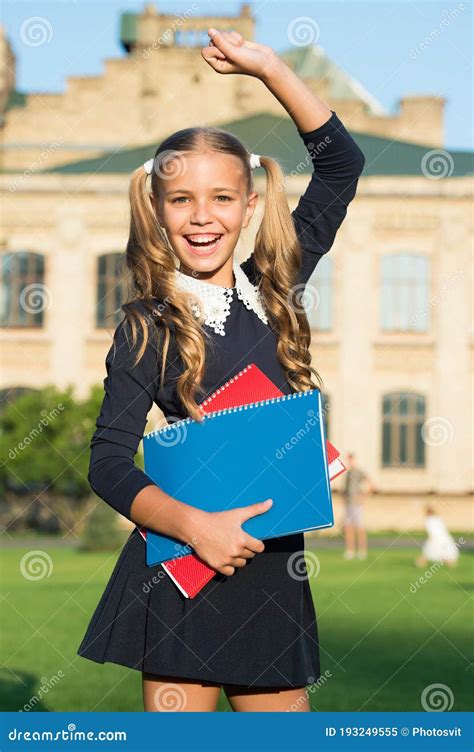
[77,527,321,688]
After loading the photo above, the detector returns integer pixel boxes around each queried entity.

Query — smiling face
[150,150,258,286]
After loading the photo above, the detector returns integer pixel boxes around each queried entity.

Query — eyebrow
[165,188,240,196]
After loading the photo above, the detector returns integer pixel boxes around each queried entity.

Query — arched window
[96,253,129,328]
[304,256,333,331]
[381,253,429,332]
[1,252,46,327]
[382,392,426,468]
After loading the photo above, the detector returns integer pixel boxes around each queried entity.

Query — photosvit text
[325,726,462,737]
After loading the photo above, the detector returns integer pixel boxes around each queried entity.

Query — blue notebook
[144,389,334,566]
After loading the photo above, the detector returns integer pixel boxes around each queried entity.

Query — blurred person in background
[343,453,374,560]
[416,506,459,568]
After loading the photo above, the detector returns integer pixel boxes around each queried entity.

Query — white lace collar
[174,258,269,336]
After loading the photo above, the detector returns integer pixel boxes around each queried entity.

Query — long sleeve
[291,110,365,286]
[88,308,161,521]
[241,110,365,287]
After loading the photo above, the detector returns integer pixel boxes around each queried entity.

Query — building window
[1,252,46,328]
[304,256,333,331]
[382,392,426,468]
[175,28,233,47]
[96,253,129,328]
[381,253,429,332]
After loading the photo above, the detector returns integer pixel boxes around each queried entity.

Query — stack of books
[138,364,345,597]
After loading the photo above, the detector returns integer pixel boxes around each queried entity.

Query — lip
[182,234,224,257]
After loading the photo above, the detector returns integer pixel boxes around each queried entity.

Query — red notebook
[139,364,345,597]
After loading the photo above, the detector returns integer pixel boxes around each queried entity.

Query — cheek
[218,204,246,231]
[160,208,183,232]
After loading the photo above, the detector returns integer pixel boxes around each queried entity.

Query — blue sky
[2,0,472,149]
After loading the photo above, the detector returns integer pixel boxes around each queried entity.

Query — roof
[40,112,473,177]
[280,46,387,117]
[4,89,27,111]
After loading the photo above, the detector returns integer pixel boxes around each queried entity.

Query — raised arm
[253,50,365,286]
[290,111,366,287]
[202,30,366,287]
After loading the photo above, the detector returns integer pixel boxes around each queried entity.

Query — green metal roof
[120,12,137,53]
[4,89,28,111]
[40,112,473,177]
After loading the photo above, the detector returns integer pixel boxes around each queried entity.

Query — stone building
[1,5,472,531]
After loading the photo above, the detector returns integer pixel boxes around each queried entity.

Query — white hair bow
[249,153,261,169]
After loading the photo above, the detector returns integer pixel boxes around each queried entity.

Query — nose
[190,198,213,226]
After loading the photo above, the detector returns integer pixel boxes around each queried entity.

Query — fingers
[229,30,244,45]
[221,565,235,576]
[207,28,236,56]
[201,45,225,62]
[238,498,273,523]
[208,30,241,51]
[232,556,249,568]
[244,536,266,554]
[216,543,263,575]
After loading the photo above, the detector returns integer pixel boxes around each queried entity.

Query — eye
[170,195,232,204]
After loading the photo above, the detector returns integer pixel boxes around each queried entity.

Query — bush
[80,497,124,551]
[0,384,104,533]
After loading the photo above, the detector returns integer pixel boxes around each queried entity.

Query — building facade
[1,5,472,530]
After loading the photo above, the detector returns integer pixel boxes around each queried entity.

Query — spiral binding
[144,388,317,441]
[199,364,254,409]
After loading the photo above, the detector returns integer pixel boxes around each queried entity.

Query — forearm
[262,55,333,133]
[130,483,203,544]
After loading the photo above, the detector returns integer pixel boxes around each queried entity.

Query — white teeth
[185,234,221,244]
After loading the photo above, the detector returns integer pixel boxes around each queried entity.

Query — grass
[1,543,472,712]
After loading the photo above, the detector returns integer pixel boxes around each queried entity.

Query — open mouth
[183,233,223,255]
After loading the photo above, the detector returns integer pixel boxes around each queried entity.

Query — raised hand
[201,28,276,79]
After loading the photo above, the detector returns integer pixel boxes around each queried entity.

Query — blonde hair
[123,126,323,422]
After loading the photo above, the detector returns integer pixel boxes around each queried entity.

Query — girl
[77,29,365,712]
[416,506,460,568]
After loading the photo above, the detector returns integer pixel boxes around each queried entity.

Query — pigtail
[253,156,323,394]
[122,165,213,423]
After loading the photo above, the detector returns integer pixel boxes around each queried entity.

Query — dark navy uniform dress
[77,111,365,688]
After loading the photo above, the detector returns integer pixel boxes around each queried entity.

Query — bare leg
[344,523,355,557]
[223,684,311,712]
[142,672,221,712]
[415,555,428,567]
[357,526,368,556]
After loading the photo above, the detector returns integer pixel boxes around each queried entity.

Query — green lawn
[1,543,472,712]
